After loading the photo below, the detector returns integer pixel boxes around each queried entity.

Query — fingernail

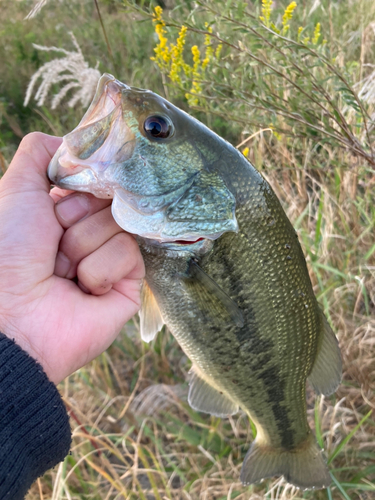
[56,195,89,224]
[54,251,71,277]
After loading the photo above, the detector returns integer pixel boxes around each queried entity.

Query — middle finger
[54,206,124,279]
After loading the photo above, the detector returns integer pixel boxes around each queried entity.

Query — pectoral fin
[181,261,244,328]
[308,312,342,396]
[188,368,239,417]
[139,280,164,343]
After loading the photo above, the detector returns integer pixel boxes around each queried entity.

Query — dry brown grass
[0,0,373,498]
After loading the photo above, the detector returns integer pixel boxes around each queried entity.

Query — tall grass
[0,0,374,499]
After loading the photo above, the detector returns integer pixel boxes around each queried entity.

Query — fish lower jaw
[138,236,215,256]
[56,170,96,187]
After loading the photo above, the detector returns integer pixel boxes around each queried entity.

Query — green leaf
[314,398,324,449]
[314,191,324,251]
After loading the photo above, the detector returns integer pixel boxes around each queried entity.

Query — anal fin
[308,312,342,396]
[188,368,239,417]
[139,280,164,343]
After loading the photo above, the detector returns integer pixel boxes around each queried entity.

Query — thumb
[2,133,62,194]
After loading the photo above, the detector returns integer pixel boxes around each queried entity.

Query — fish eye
[144,115,173,139]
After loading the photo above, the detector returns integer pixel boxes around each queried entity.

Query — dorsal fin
[308,311,342,395]
[180,261,244,328]
[188,367,239,417]
[139,280,164,343]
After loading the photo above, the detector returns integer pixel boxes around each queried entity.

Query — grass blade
[328,410,373,464]
[330,472,352,500]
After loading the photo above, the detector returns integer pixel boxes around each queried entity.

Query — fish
[48,73,342,490]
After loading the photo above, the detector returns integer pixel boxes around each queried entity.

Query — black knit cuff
[0,333,72,500]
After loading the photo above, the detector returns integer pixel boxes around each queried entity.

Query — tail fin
[240,433,331,490]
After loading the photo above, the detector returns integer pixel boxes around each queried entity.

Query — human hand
[0,133,145,384]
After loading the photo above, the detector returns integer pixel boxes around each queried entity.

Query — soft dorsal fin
[139,280,164,343]
[308,311,342,396]
[181,261,244,328]
[188,367,239,417]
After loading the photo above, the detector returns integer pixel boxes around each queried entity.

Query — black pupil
[144,116,170,138]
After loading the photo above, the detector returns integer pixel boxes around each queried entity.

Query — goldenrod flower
[242,147,249,158]
[202,44,214,69]
[150,10,221,108]
[312,22,321,44]
[202,23,213,69]
[260,0,273,27]
[150,7,170,68]
[191,45,201,76]
[282,1,297,34]
[153,6,163,23]
[282,2,297,25]
[187,79,202,106]
[270,22,280,34]
[215,44,223,60]
[169,26,187,84]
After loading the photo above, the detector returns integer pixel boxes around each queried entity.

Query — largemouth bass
[48,73,342,490]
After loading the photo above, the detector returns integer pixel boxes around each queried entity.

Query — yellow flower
[150,7,170,68]
[242,147,249,157]
[191,45,201,76]
[202,23,213,69]
[312,22,321,44]
[215,44,222,60]
[169,26,187,84]
[202,46,213,69]
[187,48,202,107]
[270,22,280,34]
[282,2,297,25]
[204,23,213,46]
[297,26,303,41]
[260,0,273,27]
[153,5,163,23]
[282,1,297,34]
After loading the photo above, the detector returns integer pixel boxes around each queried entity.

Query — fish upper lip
[78,73,128,128]
[48,75,134,186]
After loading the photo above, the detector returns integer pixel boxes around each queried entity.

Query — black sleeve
[0,333,72,500]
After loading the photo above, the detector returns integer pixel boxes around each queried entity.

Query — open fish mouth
[48,74,135,198]
[48,73,239,243]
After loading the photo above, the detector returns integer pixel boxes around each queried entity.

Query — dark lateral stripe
[208,237,295,448]
[258,366,295,449]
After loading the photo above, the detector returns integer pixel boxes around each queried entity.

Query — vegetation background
[0,0,374,498]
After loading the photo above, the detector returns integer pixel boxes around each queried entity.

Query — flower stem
[93,0,118,75]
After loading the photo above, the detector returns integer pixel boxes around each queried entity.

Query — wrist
[0,320,52,381]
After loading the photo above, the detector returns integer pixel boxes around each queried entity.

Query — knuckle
[78,260,109,292]
[19,132,45,151]
[114,232,139,254]
[59,225,83,256]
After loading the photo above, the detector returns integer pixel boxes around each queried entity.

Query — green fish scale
[141,173,321,451]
